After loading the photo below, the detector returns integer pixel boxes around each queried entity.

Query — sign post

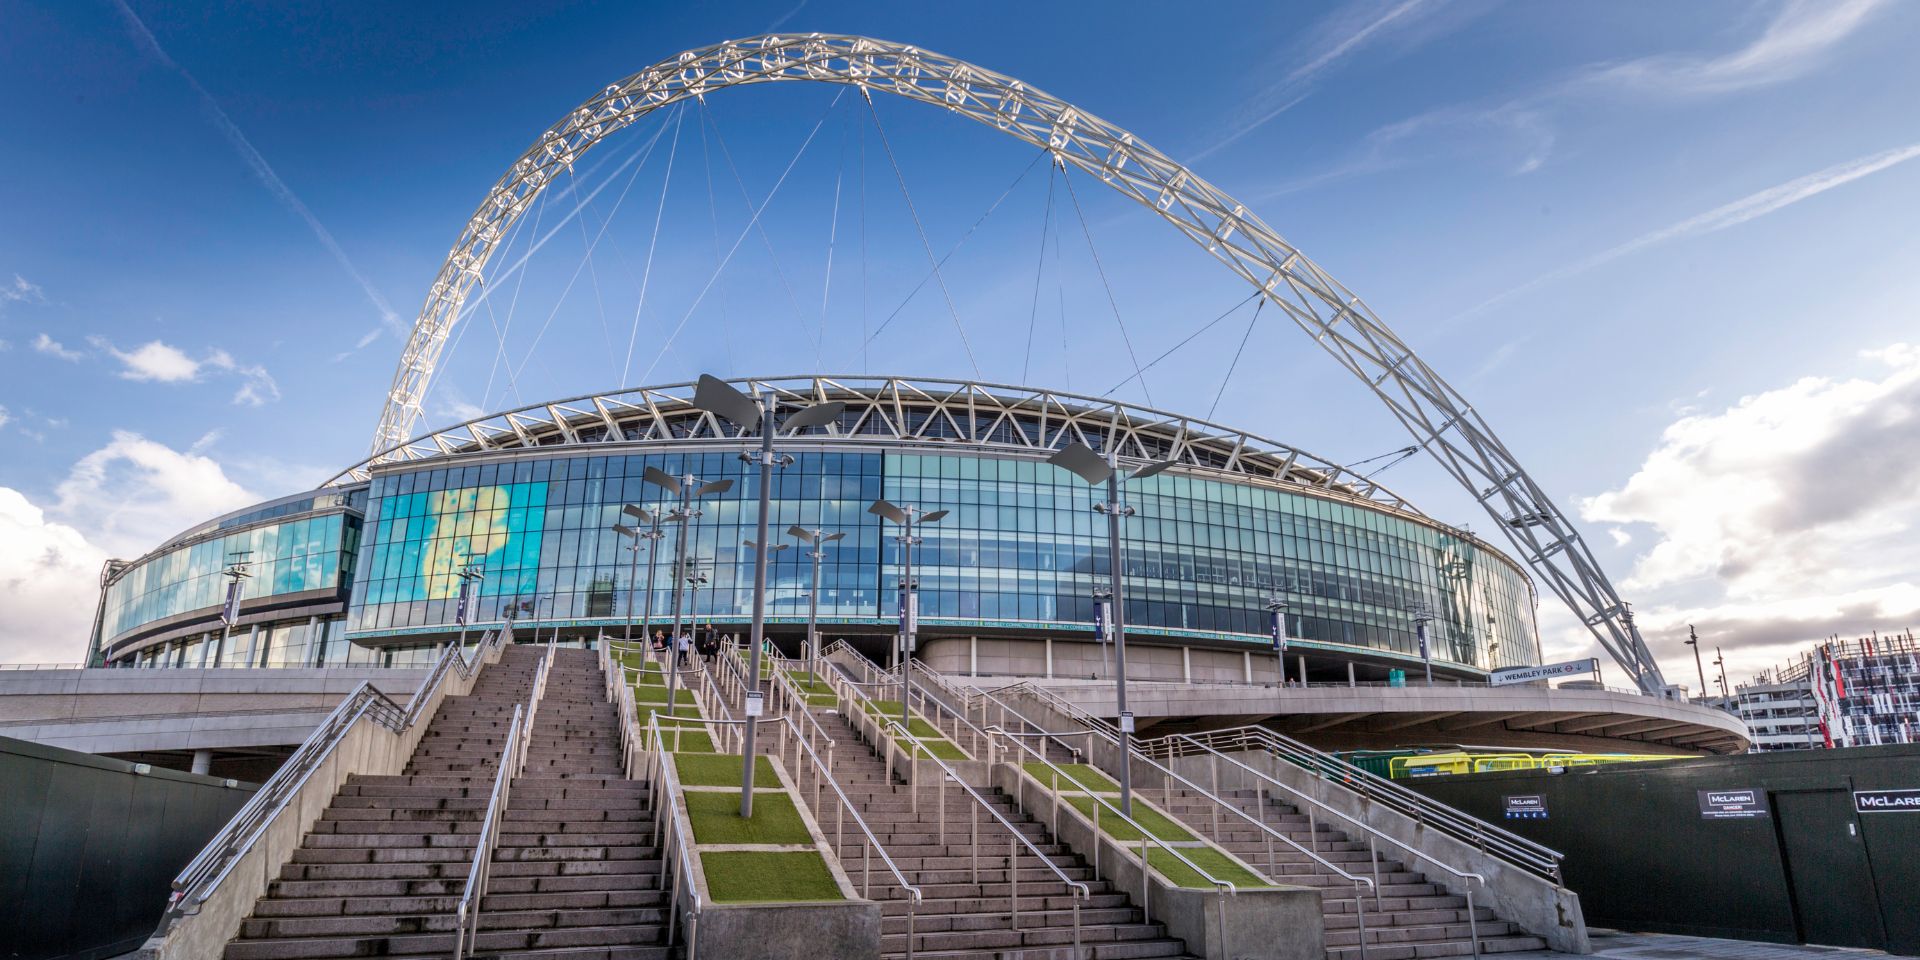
[1490,658,1601,686]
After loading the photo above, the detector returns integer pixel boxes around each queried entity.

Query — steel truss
[372,34,1669,694]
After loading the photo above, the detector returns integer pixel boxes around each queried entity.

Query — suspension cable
[1062,169,1152,406]
[1207,298,1265,421]
[697,98,740,374]
[817,107,852,371]
[862,90,981,378]
[702,97,822,360]
[1022,161,1057,385]
[846,146,1047,361]
[639,87,846,386]
[622,104,685,386]
[1103,290,1260,396]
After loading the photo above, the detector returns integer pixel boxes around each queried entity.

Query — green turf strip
[676,752,779,787]
[685,790,813,845]
[701,850,845,903]
[906,739,970,761]
[634,685,699,705]
[783,671,832,694]
[1144,846,1270,889]
[652,728,716,753]
[639,704,704,720]
[1024,763,1120,794]
[805,693,839,707]
[1063,795,1196,843]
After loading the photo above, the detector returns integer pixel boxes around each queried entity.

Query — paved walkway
[1503,929,1918,959]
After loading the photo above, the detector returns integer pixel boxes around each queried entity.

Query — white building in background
[1736,632,1920,751]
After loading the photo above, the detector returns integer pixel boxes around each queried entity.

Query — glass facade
[101,512,359,643]
[346,447,1538,670]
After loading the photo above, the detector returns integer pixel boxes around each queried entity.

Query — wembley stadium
[88,375,1543,688]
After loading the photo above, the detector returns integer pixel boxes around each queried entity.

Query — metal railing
[827,669,1092,954]
[453,638,553,959]
[1150,725,1564,884]
[157,628,503,931]
[642,713,707,959]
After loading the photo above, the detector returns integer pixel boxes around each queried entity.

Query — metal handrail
[454,638,554,959]
[453,705,524,959]
[828,668,1092,949]
[746,646,841,752]
[643,713,706,959]
[159,629,502,928]
[989,679,1563,883]
[1156,725,1563,883]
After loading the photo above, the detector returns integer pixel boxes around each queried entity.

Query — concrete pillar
[968,636,978,677]
[1044,637,1054,679]
[308,615,323,667]
[244,624,262,669]
[191,749,212,776]
[1297,654,1307,687]
[1181,646,1192,682]
[1347,660,1357,687]
[1243,650,1252,682]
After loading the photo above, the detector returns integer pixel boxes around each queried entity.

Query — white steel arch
[375,34,1670,695]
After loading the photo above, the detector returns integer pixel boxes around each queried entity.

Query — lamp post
[742,539,791,661]
[217,551,253,668]
[682,558,710,666]
[1266,592,1290,684]
[1045,440,1176,817]
[867,499,947,733]
[1685,624,1709,701]
[455,558,485,651]
[788,525,846,679]
[1410,604,1436,684]
[644,466,733,709]
[613,505,665,645]
[1713,646,1729,704]
[690,374,846,817]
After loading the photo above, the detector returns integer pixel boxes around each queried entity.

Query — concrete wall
[921,636,1281,685]
[0,666,429,756]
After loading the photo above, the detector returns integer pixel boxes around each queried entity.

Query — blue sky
[3,1,1918,681]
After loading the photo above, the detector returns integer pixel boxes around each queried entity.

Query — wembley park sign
[1490,658,1599,687]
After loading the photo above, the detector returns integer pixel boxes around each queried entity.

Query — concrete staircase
[806,702,1196,960]
[221,645,670,960]
[1154,786,1547,960]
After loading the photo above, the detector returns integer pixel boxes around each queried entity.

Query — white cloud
[0,406,10,430]
[1579,343,1920,682]
[32,332,83,361]
[1580,0,1887,96]
[95,338,203,382]
[0,431,258,663]
[1,274,45,306]
[1460,141,1920,317]
[86,336,281,405]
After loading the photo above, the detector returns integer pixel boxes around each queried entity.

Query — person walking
[676,631,692,667]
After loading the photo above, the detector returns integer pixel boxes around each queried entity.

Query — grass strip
[651,728,716,753]
[1024,763,1120,793]
[1145,846,1271,889]
[1063,795,1195,843]
[907,740,970,761]
[676,752,779,788]
[634,685,699,705]
[701,850,844,903]
[685,790,812,845]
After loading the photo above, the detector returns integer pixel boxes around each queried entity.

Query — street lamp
[1685,624,1709,701]
[1265,592,1290,684]
[788,525,846,679]
[682,558,710,664]
[644,465,733,710]
[218,550,253,668]
[741,539,791,665]
[1409,604,1436,684]
[691,374,846,817]
[455,557,485,651]
[613,504,666,645]
[1046,439,1175,817]
[867,499,947,732]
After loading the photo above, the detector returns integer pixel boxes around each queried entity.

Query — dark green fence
[1405,744,1919,954]
[0,736,256,960]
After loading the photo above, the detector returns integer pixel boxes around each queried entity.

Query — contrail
[113,0,401,334]
[1459,140,1920,319]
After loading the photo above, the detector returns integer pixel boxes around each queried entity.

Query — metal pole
[807,546,822,676]
[1687,624,1708,699]
[899,513,916,729]
[667,481,693,706]
[624,538,640,643]
[1105,456,1134,817]
[741,392,776,817]
[641,518,661,643]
